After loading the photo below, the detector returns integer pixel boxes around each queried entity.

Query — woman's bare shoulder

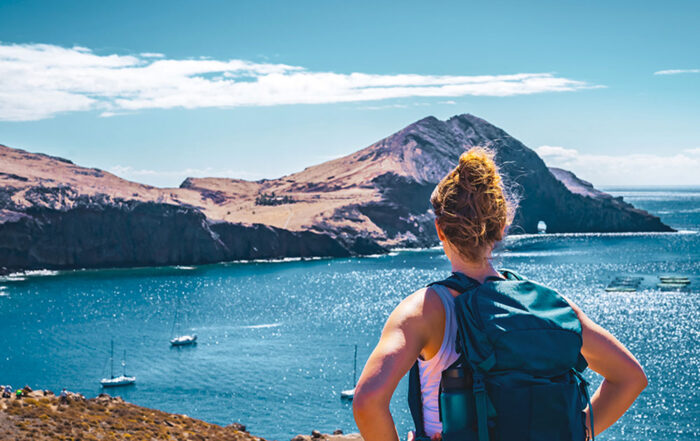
[383,287,444,333]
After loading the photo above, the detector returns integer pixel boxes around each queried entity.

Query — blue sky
[0,0,698,186]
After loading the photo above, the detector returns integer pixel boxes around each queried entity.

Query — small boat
[606,276,643,292]
[659,276,690,284]
[341,344,358,401]
[170,296,197,347]
[340,387,355,400]
[170,334,197,346]
[101,375,136,388]
[101,341,135,388]
[537,221,547,234]
[657,275,691,291]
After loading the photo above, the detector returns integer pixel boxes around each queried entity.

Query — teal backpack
[408,270,594,441]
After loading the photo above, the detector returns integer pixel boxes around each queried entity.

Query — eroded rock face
[0,198,356,271]
[0,113,672,271]
[0,199,225,270]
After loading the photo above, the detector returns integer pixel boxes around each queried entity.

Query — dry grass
[0,391,263,441]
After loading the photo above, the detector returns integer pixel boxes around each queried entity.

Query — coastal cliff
[0,389,361,441]
[0,113,673,272]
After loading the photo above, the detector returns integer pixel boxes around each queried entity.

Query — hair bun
[457,149,499,191]
[430,147,516,261]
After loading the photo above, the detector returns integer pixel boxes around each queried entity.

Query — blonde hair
[430,147,516,261]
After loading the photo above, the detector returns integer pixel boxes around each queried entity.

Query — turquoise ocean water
[0,187,698,440]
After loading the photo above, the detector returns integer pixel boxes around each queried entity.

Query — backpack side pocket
[439,367,478,441]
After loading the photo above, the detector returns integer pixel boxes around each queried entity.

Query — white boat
[340,387,355,400]
[606,276,643,292]
[340,344,358,401]
[659,276,690,284]
[170,334,197,346]
[170,296,197,347]
[101,375,136,388]
[100,341,135,388]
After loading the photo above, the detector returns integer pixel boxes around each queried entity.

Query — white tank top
[417,284,460,437]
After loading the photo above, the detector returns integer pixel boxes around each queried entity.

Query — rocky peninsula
[0,388,361,441]
[0,113,673,272]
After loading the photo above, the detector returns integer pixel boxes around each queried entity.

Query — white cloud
[535,145,579,159]
[536,145,700,186]
[0,42,597,121]
[654,69,700,75]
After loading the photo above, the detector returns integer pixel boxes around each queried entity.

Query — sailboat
[340,344,358,401]
[170,296,197,346]
[100,340,136,387]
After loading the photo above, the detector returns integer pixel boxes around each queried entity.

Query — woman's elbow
[620,361,648,394]
[633,366,648,392]
[352,384,387,419]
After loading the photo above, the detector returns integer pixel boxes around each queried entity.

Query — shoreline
[0,228,694,279]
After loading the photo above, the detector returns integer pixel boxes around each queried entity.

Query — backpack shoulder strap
[407,361,428,439]
[428,271,480,292]
[408,273,479,438]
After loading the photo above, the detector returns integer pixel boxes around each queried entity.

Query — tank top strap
[430,283,456,321]
[417,283,460,437]
[421,283,457,364]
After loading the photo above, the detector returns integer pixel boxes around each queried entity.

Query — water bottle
[439,366,478,441]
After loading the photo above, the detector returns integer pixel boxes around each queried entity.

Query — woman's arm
[568,298,648,437]
[353,288,439,441]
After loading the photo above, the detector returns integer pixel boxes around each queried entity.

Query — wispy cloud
[653,68,700,75]
[356,100,457,110]
[0,42,597,121]
[536,145,700,186]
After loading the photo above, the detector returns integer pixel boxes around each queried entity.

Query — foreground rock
[291,431,363,441]
[0,113,673,271]
[0,389,262,441]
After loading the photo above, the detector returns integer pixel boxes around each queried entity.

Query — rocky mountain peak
[356,113,519,184]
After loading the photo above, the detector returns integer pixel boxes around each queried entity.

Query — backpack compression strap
[407,361,429,440]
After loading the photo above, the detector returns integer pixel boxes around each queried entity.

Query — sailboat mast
[110,340,114,379]
[352,344,358,386]
[171,296,179,337]
[122,350,127,376]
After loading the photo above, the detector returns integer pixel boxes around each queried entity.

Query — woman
[353,148,647,441]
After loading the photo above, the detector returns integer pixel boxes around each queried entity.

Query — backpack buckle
[473,374,485,393]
